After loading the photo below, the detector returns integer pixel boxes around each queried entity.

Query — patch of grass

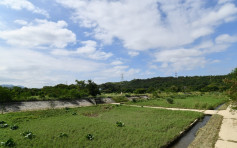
[188,114,223,148]
[111,96,129,102]
[126,93,228,109]
[0,105,203,148]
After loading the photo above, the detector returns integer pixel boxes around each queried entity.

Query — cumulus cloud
[52,40,113,60]
[0,0,49,17]
[128,51,139,57]
[0,19,76,48]
[56,0,237,51]
[14,19,28,25]
[111,60,123,65]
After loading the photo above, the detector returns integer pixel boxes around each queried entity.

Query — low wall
[1,98,115,113]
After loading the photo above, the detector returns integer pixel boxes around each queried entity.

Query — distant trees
[0,86,13,114]
[224,68,237,101]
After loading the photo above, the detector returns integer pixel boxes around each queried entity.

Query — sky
[0,0,237,88]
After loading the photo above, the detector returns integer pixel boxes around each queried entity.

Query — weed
[21,131,35,139]
[0,123,8,128]
[86,134,94,140]
[116,121,125,127]
[72,112,77,115]
[59,133,68,138]
[166,98,174,104]
[10,125,19,130]
[1,138,15,147]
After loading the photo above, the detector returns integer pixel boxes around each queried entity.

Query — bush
[134,88,147,94]
[59,133,68,138]
[116,121,125,127]
[166,98,174,104]
[1,138,15,147]
[86,134,94,140]
[21,131,35,139]
[10,125,19,130]
[112,96,128,103]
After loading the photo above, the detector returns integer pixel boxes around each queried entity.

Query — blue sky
[0,0,237,88]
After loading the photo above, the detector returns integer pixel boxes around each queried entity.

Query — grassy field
[125,93,228,110]
[0,105,203,148]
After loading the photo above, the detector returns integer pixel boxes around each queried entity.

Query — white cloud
[0,0,49,17]
[0,19,76,48]
[56,0,237,51]
[14,20,28,25]
[0,47,106,87]
[215,34,237,44]
[52,40,113,60]
[154,48,206,71]
[111,60,123,65]
[128,51,139,57]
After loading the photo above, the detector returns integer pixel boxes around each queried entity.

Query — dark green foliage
[1,138,15,147]
[0,123,8,128]
[100,75,228,93]
[166,98,174,104]
[10,125,19,130]
[21,131,35,139]
[134,88,146,94]
[86,134,94,140]
[72,112,77,115]
[0,86,13,102]
[59,133,68,138]
[0,121,6,124]
[116,121,125,127]
[86,80,100,96]
[224,68,237,101]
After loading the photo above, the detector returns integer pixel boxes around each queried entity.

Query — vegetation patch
[188,114,223,148]
[0,105,203,147]
[126,93,228,109]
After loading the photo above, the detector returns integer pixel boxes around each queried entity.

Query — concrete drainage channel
[169,104,223,148]
[169,115,211,148]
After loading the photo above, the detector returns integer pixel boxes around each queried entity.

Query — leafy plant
[86,134,94,140]
[59,133,68,138]
[0,121,6,124]
[10,125,19,130]
[21,131,35,139]
[0,123,8,128]
[72,112,77,115]
[1,138,15,147]
[116,121,125,127]
[166,98,174,104]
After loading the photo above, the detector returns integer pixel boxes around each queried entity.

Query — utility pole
[121,73,124,94]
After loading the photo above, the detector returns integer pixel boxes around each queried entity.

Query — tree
[86,80,100,97]
[0,87,13,114]
[224,68,237,101]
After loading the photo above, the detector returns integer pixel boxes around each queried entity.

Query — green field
[126,93,228,110]
[0,105,203,148]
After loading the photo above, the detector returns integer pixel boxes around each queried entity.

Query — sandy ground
[215,106,237,148]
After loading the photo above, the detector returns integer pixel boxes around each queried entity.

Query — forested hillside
[100,75,230,93]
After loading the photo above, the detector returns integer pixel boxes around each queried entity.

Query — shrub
[1,138,15,147]
[134,88,146,94]
[86,134,94,140]
[166,98,174,104]
[116,121,125,127]
[59,133,68,138]
[132,99,137,103]
[21,131,35,139]
[0,123,8,128]
[10,125,19,130]
[72,112,77,115]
